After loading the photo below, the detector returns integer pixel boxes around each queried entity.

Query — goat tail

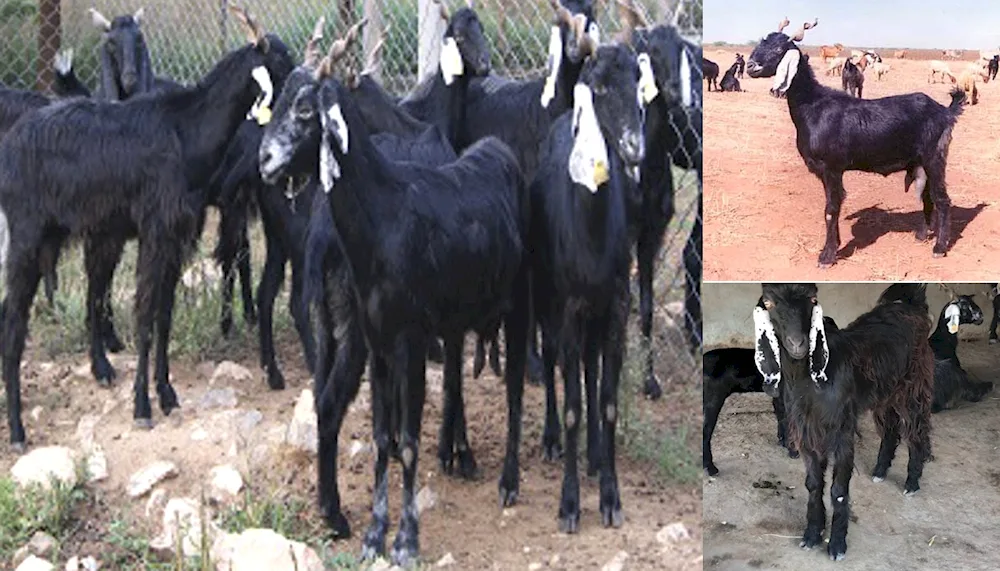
[876,283,928,310]
[948,87,966,115]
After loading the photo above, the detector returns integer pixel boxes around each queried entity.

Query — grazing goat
[753,283,933,561]
[957,63,989,105]
[747,19,965,267]
[0,6,292,449]
[894,49,907,59]
[702,347,797,477]
[87,8,181,100]
[530,42,644,532]
[824,56,845,76]
[988,55,1000,81]
[819,43,843,61]
[703,57,719,91]
[842,59,863,98]
[735,53,745,78]
[928,60,956,83]
[871,61,891,80]
[259,33,530,566]
[930,293,992,412]
[720,62,742,92]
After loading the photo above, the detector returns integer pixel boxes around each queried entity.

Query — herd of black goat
[0,0,702,564]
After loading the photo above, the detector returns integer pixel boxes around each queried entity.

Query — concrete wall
[704,283,996,350]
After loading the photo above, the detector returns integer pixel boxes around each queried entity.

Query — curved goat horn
[433,0,451,22]
[790,18,817,42]
[303,16,326,69]
[616,0,649,43]
[778,16,789,33]
[89,7,112,31]
[316,18,369,79]
[228,3,269,50]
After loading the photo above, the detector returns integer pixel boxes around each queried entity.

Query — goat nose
[122,72,138,92]
[621,131,645,165]
[785,335,807,357]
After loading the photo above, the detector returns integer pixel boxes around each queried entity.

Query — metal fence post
[37,0,61,92]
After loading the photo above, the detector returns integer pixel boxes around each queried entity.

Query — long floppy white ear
[772,48,800,94]
[945,303,961,334]
[567,83,610,193]
[753,305,781,385]
[317,103,342,192]
[808,304,830,384]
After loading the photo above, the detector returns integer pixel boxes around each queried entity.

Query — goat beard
[772,48,800,94]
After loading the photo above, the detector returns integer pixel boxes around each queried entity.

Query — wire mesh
[2,0,701,364]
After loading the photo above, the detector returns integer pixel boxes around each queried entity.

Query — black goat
[989,55,999,81]
[930,294,992,412]
[259,41,529,565]
[841,58,863,98]
[747,18,965,267]
[990,284,1000,344]
[703,57,719,91]
[720,62,742,92]
[531,42,644,532]
[753,283,933,561]
[51,49,93,98]
[87,8,181,100]
[702,347,797,477]
[0,8,292,449]
[736,53,745,78]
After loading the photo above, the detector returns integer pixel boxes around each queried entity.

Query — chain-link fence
[1,0,702,370]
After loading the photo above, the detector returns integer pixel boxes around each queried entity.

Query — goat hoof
[872,475,885,483]
[828,540,847,561]
[558,511,580,534]
[990,338,998,345]
[817,261,834,269]
[455,449,479,480]
[788,448,800,459]
[10,441,26,454]
[390,534,419,568]
[643,375,663,400]
[92,361,117,386]
[134,418,154,430]
[104,334,125,354]
[542,441,563,462]
[498,482,519,508]
[601,505,624,528]
[158,387,179,415]
[903,486,920,497]
[361,529,386,561]
[799,537,822,550]
[266,369,286,391]
[705,463,719,477]
[932,251,946,259]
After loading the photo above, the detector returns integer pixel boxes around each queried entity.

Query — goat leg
[828,439,855,561]
[153,259,180,415]
[390,335,426,567]
[499,272,529,507]
[584,321,603,477]
[817,171,845,268]
[257,238,287,390]
[637,226,663,399]
[361,356,392,560]
[872,408,900,482]
[3,252,40,450]
[800,450,828,549]
[772,393,798,457]
[599,290,627,528]
[903,403,931,496]
[289,265,316,374]
[84,234,124,385]
[540,321,562,461]
[702,385,724,476]
[132,241,159,428]
[439,336,478,479]
[557,315,583,534]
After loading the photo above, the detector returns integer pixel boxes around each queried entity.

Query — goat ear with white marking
[752,301,782,386]
[945,303,961,334]
[808,304,830,384]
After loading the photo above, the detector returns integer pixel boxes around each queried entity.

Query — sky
[704,0,1000,50]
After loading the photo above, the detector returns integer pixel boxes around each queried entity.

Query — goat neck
[164,44,277,189]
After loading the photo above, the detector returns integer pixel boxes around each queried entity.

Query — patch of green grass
[217,484,321,545]
[0,476,88,565]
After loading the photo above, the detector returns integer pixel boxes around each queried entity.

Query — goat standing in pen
[747,19,965,267]
[530,41,645,531]
[702,347,797,477]
[0,6,292,449]
[259,24,530,564]
[930,289,993,411]
[753,283,933,561]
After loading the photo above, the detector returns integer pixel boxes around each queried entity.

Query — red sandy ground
[703,46,1000,281]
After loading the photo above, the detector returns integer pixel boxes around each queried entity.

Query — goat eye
[810,297,818,305]
[592,85,607,96]
[763,299,774,310]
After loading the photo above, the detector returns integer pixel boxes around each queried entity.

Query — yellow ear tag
[256,106,272,125]
[593,159,609,187]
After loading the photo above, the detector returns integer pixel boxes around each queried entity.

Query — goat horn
[616,0,648,43]
[89,8,112,32]
[790,19,816,42]
[302,17,326,69]
[433,0,451,22]
[317,18,369,79]
[227,3,269,50]
[777,16,789,33]
[550,0,575,27]
[133,7,144,26]
[361,23,390,76]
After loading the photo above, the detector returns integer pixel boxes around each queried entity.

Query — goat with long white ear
[753,283,933,561]
[929,293,992,412]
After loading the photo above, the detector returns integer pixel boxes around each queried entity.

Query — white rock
[366,559,394,571]
[63,557,78,571]
[127,461,178,498]
[198,387,238,411]
[285,390,317,454]
[528,563,542,571]
[209,464,244,500]
[416,486,438,515]
[549,554,561,566]
[150,497,213,558]
[211,528,323,571]
[75,415,100,451]
[145,489,168,520]
[30,406,43,422]
[435,552,456,567]
[211,361,254,385]
[64,556,99,571]
[72,364,91,378]
[85,446,108,483]
[601,551,629,571]
[657,522,692,544]
[349,439,370,458]
[15,555,54,571]
[10,447,78,490]
[190,428,209,441]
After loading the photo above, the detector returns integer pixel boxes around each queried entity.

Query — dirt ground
[0,309,701,569]
[703,46,1000,281]
[703,338,1000,570]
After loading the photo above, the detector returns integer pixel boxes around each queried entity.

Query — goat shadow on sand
[837,203,988,261]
